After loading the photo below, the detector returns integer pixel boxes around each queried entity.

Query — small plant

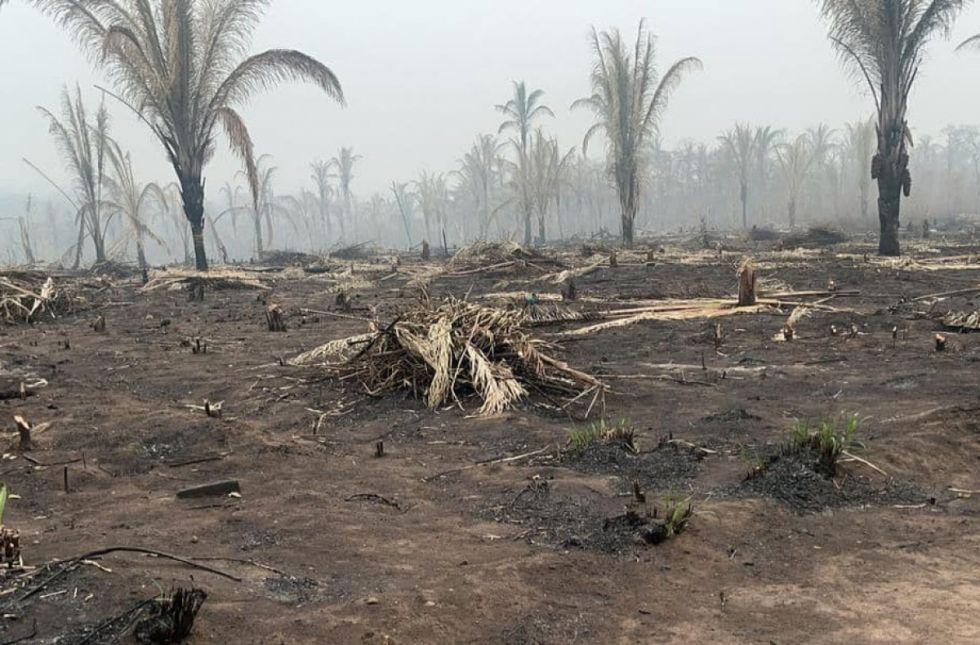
[661,494,693,539]
[786,413,859,477]
[567,418,637,453]
[636,493,694,544]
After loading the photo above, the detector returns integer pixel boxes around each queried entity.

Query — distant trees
[775,134,816,227]
[37,0,344,270]
[331,147,360,241]
[844,118,876,220]
[818,0,968,256]
[574,21,701,245]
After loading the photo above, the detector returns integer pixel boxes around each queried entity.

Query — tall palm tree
[845,117,877,219]
[776,134,816,228]
[330,147,360,241]
[37,0,345,270]
[720,124,756,230]
[817,0,968,256]
[574,21,701,245]
[498,81,554,245]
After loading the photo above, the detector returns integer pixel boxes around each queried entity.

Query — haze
[4,0,980,198]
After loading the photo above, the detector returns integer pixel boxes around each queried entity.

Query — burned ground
[0,237,978,643]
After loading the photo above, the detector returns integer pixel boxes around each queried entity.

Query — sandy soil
[0,234,978,644]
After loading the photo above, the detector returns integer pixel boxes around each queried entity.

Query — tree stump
[266,304,287,332]
[737,258,756,307]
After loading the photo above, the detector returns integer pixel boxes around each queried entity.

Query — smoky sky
[3,0,980,201]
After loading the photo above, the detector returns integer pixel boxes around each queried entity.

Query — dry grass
[292,297,604,416]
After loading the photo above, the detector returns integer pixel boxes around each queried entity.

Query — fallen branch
[423,445,552,483]
[20,546,241,600]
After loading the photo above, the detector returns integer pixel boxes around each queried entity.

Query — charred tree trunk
[872,122,909,257]
[788,199,797,229]
[180,173,209,271]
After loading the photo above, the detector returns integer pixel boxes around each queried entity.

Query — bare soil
[0,236,979,644]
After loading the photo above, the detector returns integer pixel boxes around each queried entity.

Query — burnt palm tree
[574,21,701,245]
[817,0,968,256]
[498,81,554,245]
[720,124,755,230]
[37,0,345,270]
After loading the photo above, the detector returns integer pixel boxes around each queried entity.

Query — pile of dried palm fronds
[942,310,980,331]
[259,250,323,266]
[141,268,271,293]
[291,297,604,415]
[449,240,560,274]
[0,275,80,323]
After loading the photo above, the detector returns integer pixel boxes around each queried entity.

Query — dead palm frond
[573,20,701,246]
[37,0,345,271]
[818,0,968,256]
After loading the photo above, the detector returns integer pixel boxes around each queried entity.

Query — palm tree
[414,171,449,247]
[776,134,816,228]
[720,124,756,230]
[457,134,503,240]
[31,85,111,264]
[309,160,335,239]
[817,0,968,256]
[330,147,360,241]
[498,81,554,245]
[845,117,876,219]
[574,21,701,245]
[37,0,344,270]
[102,136,165,272]
[390,181,414,248]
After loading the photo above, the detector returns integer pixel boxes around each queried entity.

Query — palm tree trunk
[874,129,907,257]
[254,213,264,257]
[877,174,902,256]
[92,228,107,264]
[522,201,532,247]
[180,173,209,271]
